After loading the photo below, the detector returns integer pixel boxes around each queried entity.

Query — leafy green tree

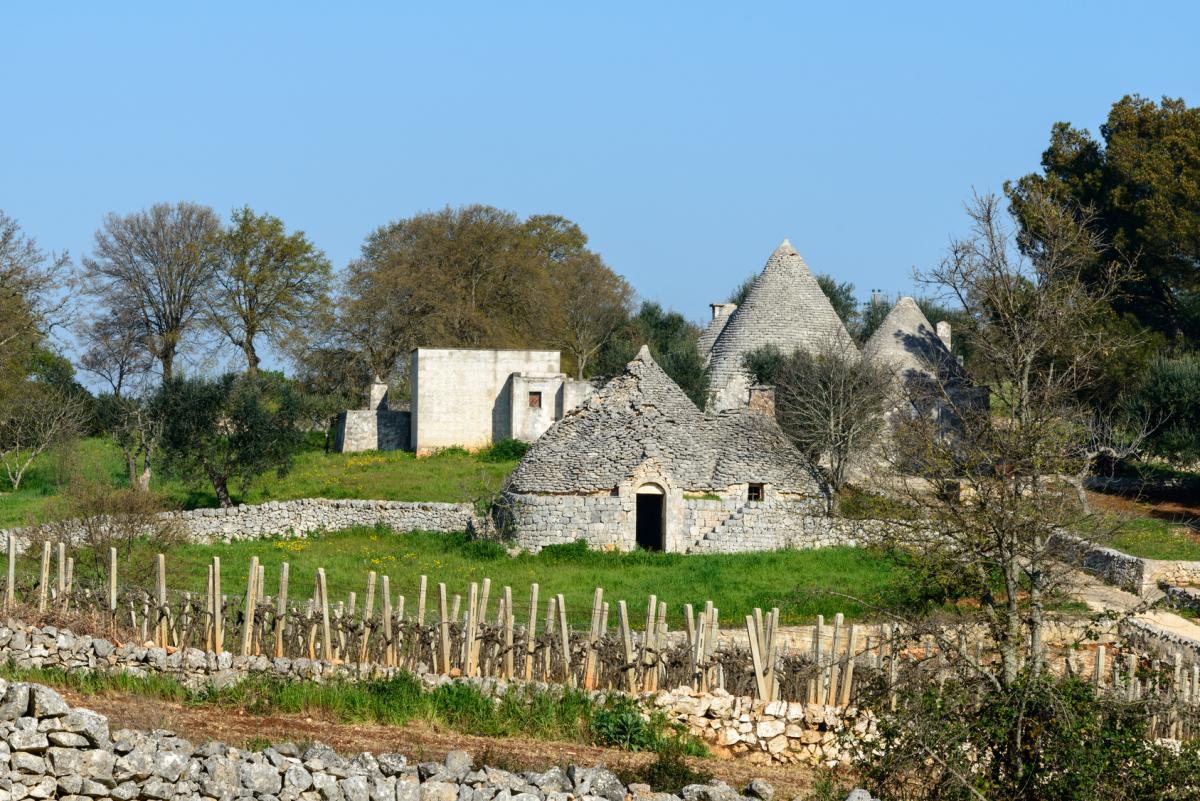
[1131,353,1200,463]
[741,343,786,385]
[152,373,302,507]
[336,205,628,383]
[0,210,67,398]
[593,302,707,406]
[210,208,332,375]
[1008,95,1200,342]
[815,274,857,329]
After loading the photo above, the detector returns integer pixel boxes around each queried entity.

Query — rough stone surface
[501,346,831,553]
[705,241,857,411]
[1,498,479,553]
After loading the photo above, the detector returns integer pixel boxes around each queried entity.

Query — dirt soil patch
[54,688,829,799]
[1087,490,1200,531]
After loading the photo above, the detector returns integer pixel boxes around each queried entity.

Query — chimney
[748,385,776,420]
[368,377,390,411]
[936,321,952,351]
[710,302,737,321]
[870,289,885,307]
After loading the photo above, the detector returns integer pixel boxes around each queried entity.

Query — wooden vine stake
[618,600,635,691]
[523,582,539,681]
[502,585,514,680]
[316,567,333,661]
[437,582,450,674]
[5,534,16,612]
[381,575,394,666]
[156,554,168,647]
[37,541,51,612]
[274,562,290,658]
[242,556,260,656]
[583,587,603,689]
[556,593,570,683]
[212,557,224,654]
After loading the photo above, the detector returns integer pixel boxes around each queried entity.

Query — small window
[528,391,542,408]
[748,483,764,502]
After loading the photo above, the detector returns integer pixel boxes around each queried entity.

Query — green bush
[863,672,1200,801]
[741,343,787,385]
[480,438,530,462]
[591,696,659,751]
[1132,353,1200,464]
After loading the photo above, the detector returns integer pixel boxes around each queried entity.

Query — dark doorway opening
[636,493,664,551]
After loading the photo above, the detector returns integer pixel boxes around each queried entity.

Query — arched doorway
[635,483,665,551]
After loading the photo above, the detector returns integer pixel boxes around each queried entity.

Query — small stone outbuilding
[499,346,834,553]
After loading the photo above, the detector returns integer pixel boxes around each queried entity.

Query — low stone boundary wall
[1161,584,1200,616]
[1118,616,1200,666]
[0,498,481,553]
[0,621,871,766]
[1051,532,1200,596]
[2,679,830,801]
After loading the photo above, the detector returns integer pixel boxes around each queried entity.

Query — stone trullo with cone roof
[704,240,857,411]
[862,295,979,430]
[498,346,860,553]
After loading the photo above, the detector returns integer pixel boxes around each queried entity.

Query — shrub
[1132,353,1200,464]
[480,438,529,462]
[741,344,786,386]
[861,671,1200,801]
[591,696,659,751]
[34,476,182,578]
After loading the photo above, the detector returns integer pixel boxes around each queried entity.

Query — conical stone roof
[862,296,956,384]
[706,240,857,410]
[507,345,818,494]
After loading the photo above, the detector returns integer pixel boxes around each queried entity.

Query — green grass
[1107,517,1200,561]
[0,436,517,528]
[53,527,962,626]
[0,663,703,758]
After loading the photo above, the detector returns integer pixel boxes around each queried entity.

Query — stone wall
[0,499,479,553]
[501,490,857,555]
[333,409,411,453]
[0,621,872,767]
[1051,532,1200,596]
[411,348,563,454]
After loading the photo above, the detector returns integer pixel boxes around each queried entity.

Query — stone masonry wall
[333,409,411,453]
[501,492,855,555]
[0,621,873,767]
[0,499,479,554]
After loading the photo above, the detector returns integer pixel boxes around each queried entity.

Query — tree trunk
[244,341,259,376]
[135,466,152,493]
[209,471,233,508]
[161,348,175,382]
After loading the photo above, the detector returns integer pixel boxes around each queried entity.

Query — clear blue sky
[4,2,1198,367]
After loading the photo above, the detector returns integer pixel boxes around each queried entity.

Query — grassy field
[49,527,973,626]
[0,664,706,763]
[1107,517,1200,561]
[0,436,517,528]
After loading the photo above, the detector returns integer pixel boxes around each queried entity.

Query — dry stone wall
[0,678,816,801]
[0,499,479,554]
[0,621,873,768]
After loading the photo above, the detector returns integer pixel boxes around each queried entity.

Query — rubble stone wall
[0,621,872,767]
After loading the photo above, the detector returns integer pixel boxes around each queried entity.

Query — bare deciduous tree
[82,203,222,382]
[771,337,891,507]
[874,189,1136,685]
[0,383,88,490]
[77,305,153,398]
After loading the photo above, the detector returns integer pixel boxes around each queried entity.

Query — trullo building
[703,240,857,411]
[498,346,845,553]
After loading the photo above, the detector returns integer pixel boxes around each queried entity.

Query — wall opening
[748,483,764,502]
[635,489,665,551]
[528,391,542,408]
